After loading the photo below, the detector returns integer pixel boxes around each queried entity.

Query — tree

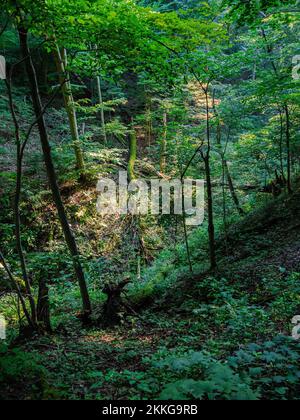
[96,75,107,144]
[18,27,92,318]
[54,46,86,180]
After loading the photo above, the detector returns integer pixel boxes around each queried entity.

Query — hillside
[1,187,299,400]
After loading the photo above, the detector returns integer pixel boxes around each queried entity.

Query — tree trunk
[212,89,244,217]
[19,28,92,317]
[146,96,153,148]
[15,157,37,321]
[222,161,229,255]
[54,47,86,178]
[204,88,217,270]
[5,77,37,322]
[160,111,167,173]
[284,103,292,194]
[279,108,286,182]
[128,129,137,182]
[96,75,107,144]
[224,162,245,216]
[102,280,130,326]
[204,155,217,270]
[182,186,193,273]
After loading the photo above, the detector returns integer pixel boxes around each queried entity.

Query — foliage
[0,0,299,401]
[0,344,46,400]
[228,336,300,400]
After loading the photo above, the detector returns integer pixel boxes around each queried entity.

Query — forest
[0,0,299,402]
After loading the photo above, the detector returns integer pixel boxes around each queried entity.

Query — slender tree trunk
[261,28,279,76]
[203,88,217,270]
[96,75,107,144]
[19,28,91,317]
[54,47,86,178]
[260,30,292,193]
[5,78,37,322]
[128,129,137,182]
[181,186,193,273]
[204,155,217,270]
[224,162,245,216]
[128,127,143,278]
[212,89,244,217]
[222,161,229,255]
[284,103,292,194]
[146,97,153,148]
[218,142,244,216]
[15,156,37,321]
[279,108,286,181]
[160,111,167,173]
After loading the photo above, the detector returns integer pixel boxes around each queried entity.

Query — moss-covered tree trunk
[128,129,137,182]
[54,47,86,179]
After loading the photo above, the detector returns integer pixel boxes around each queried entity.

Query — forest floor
[2,182,300,400]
